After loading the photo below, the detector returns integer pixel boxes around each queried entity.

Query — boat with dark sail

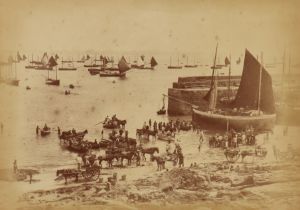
[46,56,60,86]
[142,56,158,70]
[35,53,53,70]
[99,56,130,77]
[192,46,276,131]
[168,57,182,69]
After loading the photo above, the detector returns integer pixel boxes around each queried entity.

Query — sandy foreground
[0,129,300,210]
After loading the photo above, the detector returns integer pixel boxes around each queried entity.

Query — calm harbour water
[0,57,298,171]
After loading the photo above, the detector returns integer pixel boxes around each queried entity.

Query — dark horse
[151,156,165,171]
[138,147,159,160]
[56,169,79,184]
[116,150,139,166]
[98,154,115,168]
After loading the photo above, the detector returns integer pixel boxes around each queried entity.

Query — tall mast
[15,56,17,79]
[177,57,179,66]
[227,54,231,101]
[210,43,219,87]
[257,52,263,114]
[288,52,291,74]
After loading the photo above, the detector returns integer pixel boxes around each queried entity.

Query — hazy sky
[0,0,299,60]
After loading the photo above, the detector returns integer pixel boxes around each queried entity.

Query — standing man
[198,130,205,152]
[57,126,61,136]
[101,130,104,139]
[36,125,39,135]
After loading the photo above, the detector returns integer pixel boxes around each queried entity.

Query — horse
[116,150,139,166]
[98,154,115,168]
[139,147,159,160]
[56,169,79,184]
[151,156,165,171]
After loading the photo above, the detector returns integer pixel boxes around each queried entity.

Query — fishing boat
[25,55,38,69]
[168,57,182,69]
[99,56,130,77]
[142,56,158,70]
[35,53,53,70]
[184,57,198,68]
[131,56,145,69]
[157,95,166,115]
[41,127,51,137]
[59,58,77,71]
[157,132,175,142]
[46,56,60,86]
[88,68,102,75]
[192,46,276,131]
[5,56,19,86]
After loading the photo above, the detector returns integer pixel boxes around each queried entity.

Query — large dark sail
[150,57,158,67]
[118,56,130,72]
[232,49,275,114]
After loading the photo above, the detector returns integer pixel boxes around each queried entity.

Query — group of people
[209,127,256,149]
[141,119,193,134]
[165,140,184,167]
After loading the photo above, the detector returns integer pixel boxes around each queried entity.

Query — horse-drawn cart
[56,165,101,184]
[224,146,268,163]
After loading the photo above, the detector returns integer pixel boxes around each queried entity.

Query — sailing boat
[77,55,86,63]
[99,56,130,77]
[4,55,20,86]
[59,57,77,71]
[184,56,198,68]
[131,56,145,69]
[157,95,166,115]
[36,53,53,70]
[142,56,158,70]
[45,56,60,86]
[192,48,276,131]
[168,57,182,69]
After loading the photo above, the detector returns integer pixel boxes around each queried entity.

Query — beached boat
[192,46,276,131]
[157,132,175,142]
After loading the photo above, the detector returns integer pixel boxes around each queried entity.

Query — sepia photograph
[0,0,300,209]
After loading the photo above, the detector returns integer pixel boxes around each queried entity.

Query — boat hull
[192,108,276,131]
[99,72,126,77]
[168,66,182,69]
[5,79,19,86]
[46,79,60,86]
[58,68,77,71]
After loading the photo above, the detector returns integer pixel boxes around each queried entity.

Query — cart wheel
[82,168,100,181]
